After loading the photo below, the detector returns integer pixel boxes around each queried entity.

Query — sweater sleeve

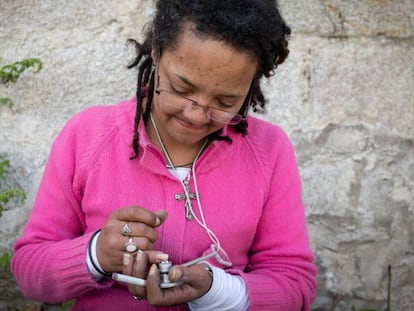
[11,108,114,303]
[238,125,317,311]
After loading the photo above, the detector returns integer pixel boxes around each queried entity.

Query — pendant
[175,178,198,220]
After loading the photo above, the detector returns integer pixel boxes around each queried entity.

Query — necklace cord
[149,113,232,267]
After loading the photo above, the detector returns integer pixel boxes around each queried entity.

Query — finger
[123,236,144,254]
[123,222,158,243]
[146,264,164,304]
[154,210,168,227]
[146,264,197,306]
[168,266,183,283]
[144,250,170,264]
[129,250,148,299]
[133,250,148,277]
[122,253,134,276]
[115,206,166,227]
[118,252,170,297]
[169,265,213,296]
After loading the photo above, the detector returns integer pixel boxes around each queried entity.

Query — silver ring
[122,223,132,236]
[133,295,142,301]
[125,237,138,253]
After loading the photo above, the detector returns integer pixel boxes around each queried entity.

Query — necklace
[149,113,233,266]
[150,113,208,220]
[166,161,193,168]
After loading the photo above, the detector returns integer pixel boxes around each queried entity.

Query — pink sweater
[12,98,317,310]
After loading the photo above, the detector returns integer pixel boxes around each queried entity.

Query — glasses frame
[154,62,249,125]
[155,88,246,125]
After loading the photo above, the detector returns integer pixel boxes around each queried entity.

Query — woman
[12,1,317,310]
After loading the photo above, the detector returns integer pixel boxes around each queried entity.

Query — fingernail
[149,264,157,275]
[155,217,161,227]
[123,253,131,266]
[136,249,144,261]
[156,253,169,261]
[170,267,181,281]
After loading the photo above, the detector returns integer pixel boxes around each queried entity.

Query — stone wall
[1,1,413,310]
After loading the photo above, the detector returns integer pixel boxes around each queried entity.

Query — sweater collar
[116,97,234,176]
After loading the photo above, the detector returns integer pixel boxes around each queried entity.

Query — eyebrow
[174,73,197,89]
[173,72,244,99]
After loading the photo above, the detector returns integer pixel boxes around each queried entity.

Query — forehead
[164,22,257,62]
[160,24,257,92]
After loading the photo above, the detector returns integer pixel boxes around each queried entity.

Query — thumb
[168,266,184,282]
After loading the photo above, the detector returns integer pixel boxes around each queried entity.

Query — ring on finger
[125,237,138,253]
[122,222,132,236]
[133,295,142,301]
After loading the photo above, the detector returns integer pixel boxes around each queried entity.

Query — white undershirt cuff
[86,231,104,281]
[188,264,249,311]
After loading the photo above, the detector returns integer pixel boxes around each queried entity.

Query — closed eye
[216,99,236,109]
[169,79,241,109]
[169,83,191,96]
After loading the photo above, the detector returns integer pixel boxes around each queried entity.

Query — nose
[182,101,210,125]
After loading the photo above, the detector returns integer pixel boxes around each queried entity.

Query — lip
[174,115,208,131]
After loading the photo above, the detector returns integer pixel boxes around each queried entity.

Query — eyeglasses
[155,88,245,125]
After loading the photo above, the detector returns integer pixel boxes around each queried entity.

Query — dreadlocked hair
[127,36,154,159]
[128,0,291,159]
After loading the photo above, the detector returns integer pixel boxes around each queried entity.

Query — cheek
[152,99,171,118]
[207,122,226,134]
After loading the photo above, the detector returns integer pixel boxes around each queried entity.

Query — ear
[151,48,158,65]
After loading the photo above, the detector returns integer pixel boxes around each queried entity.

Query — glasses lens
[158,90,187,110]
[208,110,242,125]
[157,89,242,125]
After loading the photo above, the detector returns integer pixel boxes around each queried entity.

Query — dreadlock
[128,0,291,159]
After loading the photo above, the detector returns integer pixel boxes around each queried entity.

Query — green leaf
[0,155,11,181]
[60,300,75,310]
[0,253,12,272]
[0,155,26,217]
[0,189,26,215]
[0,97,13,108]
[0,58,43,84]
[351,306,380,311]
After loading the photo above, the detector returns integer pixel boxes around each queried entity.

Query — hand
[96,206,167,273]
[146,263,213,306]
[122,251,213,306]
